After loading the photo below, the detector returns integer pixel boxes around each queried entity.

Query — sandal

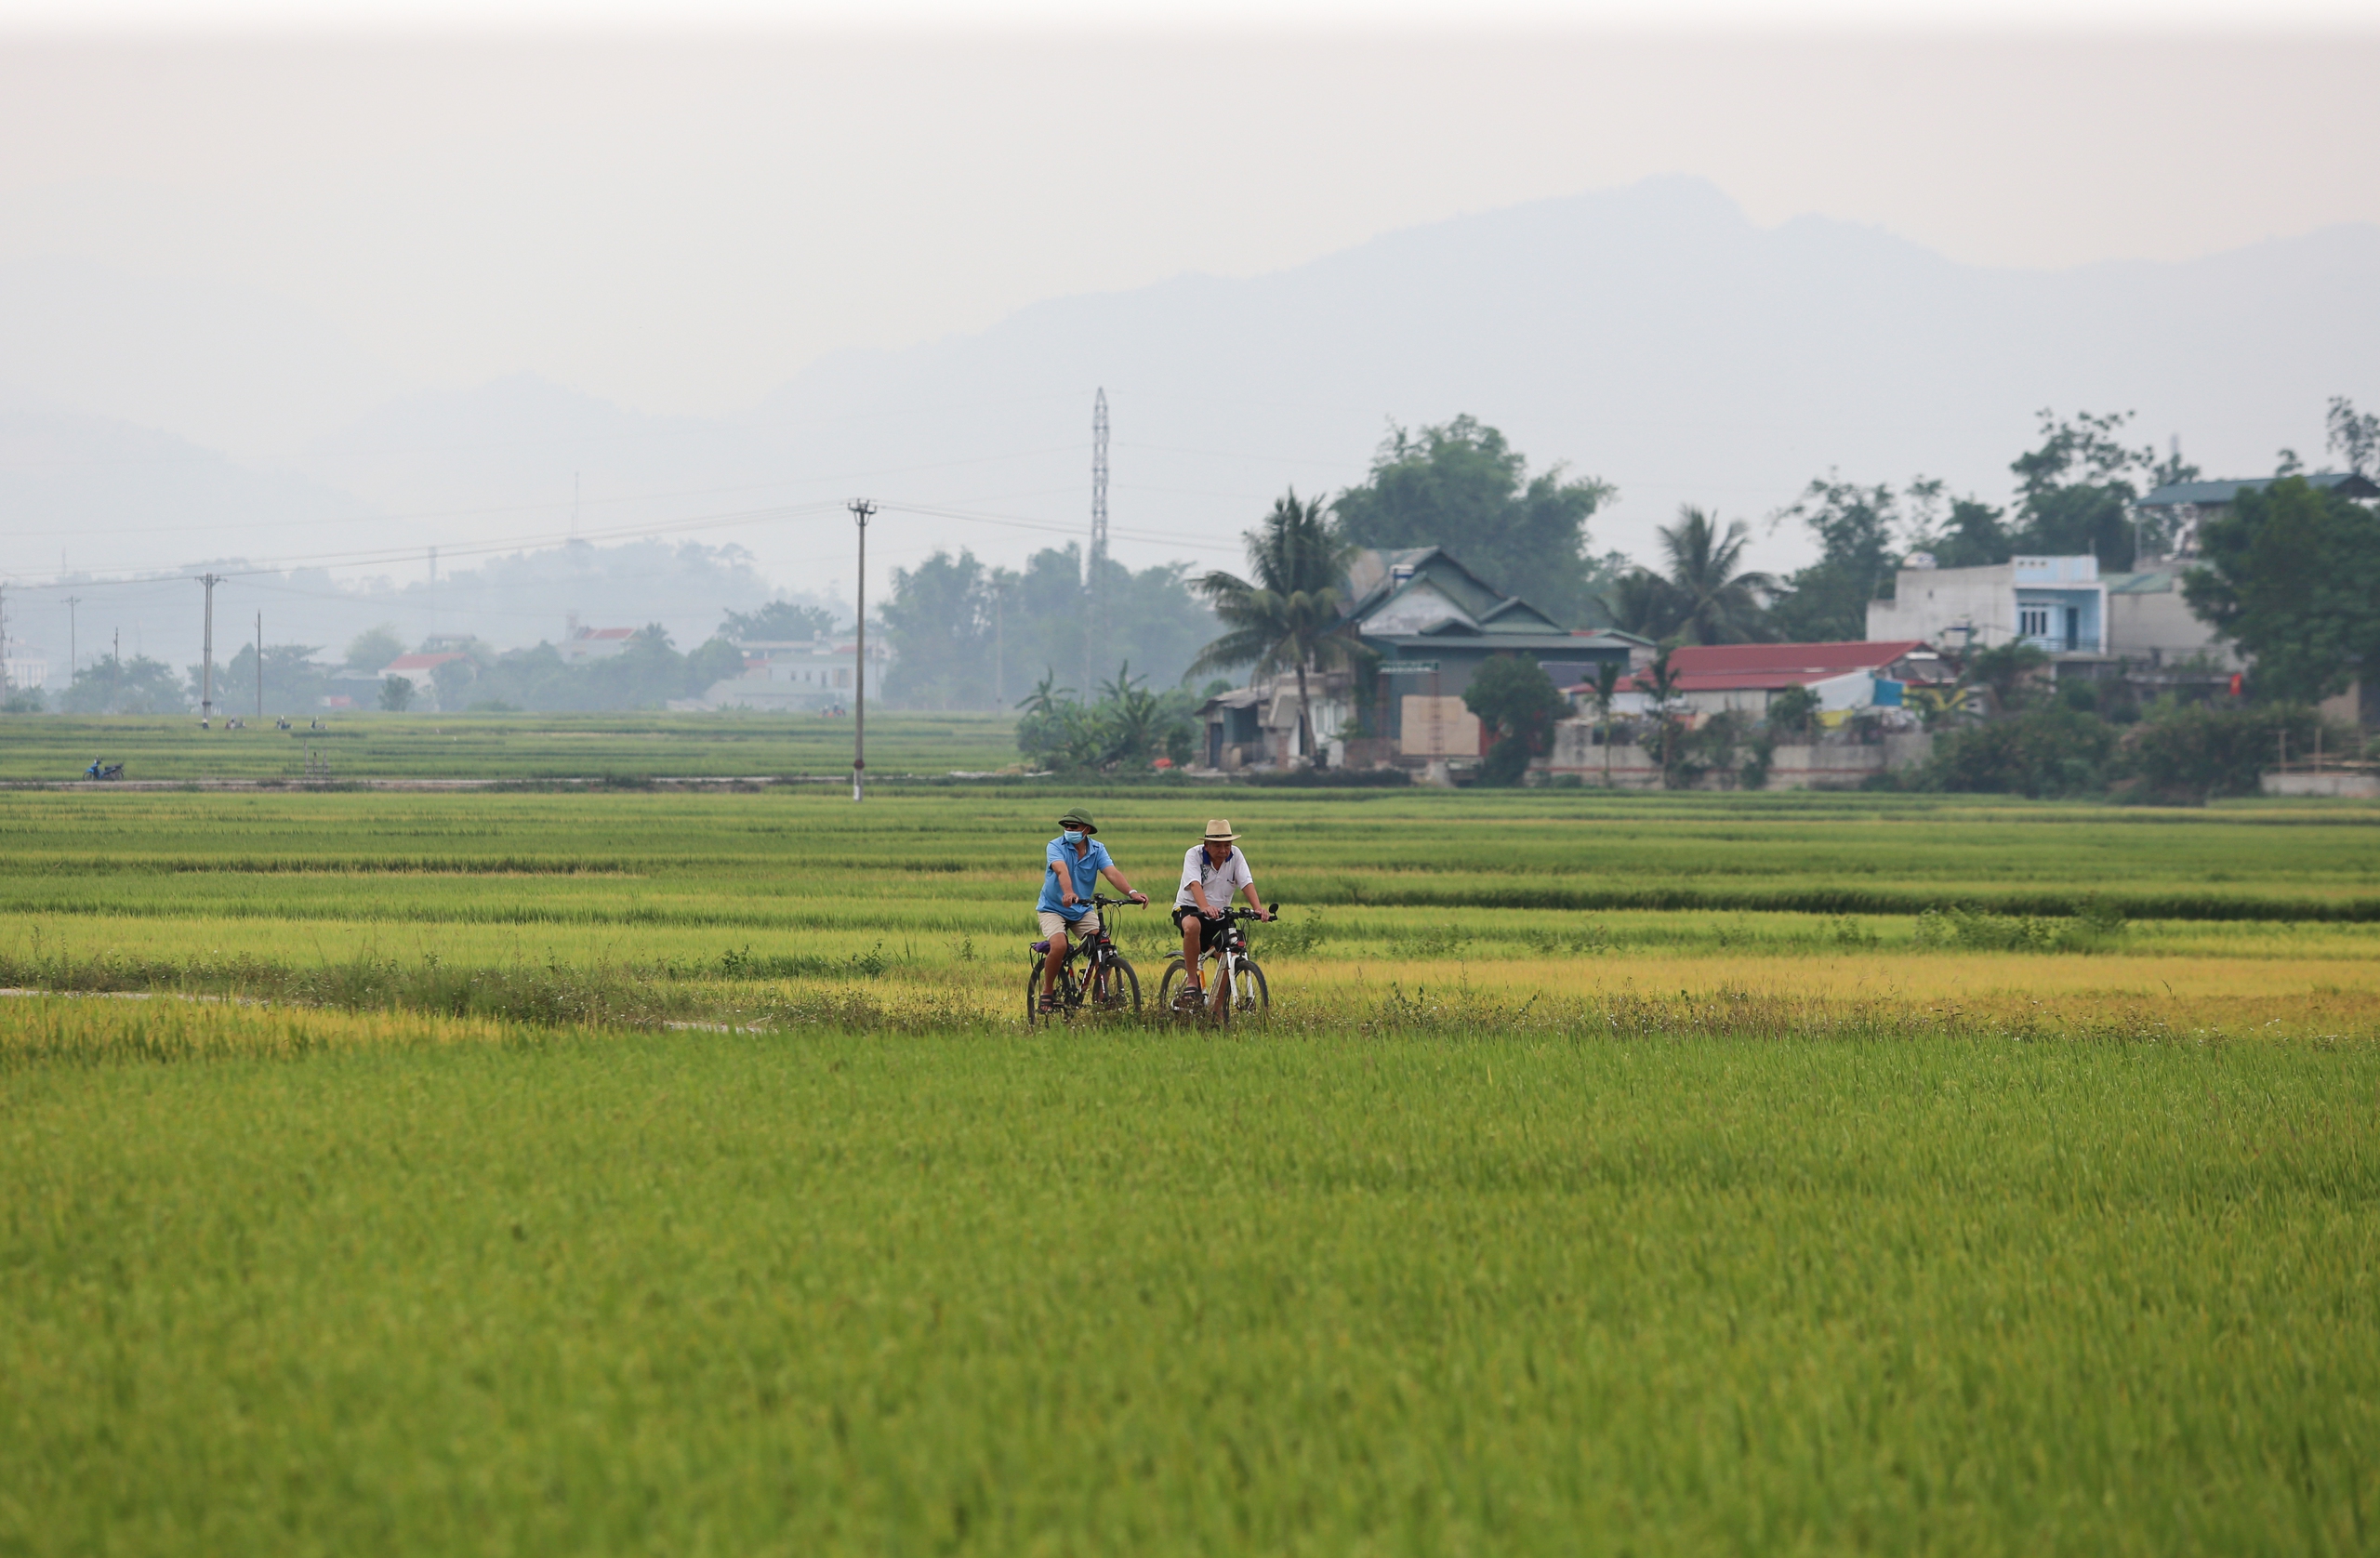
[1037,993,1057,1015]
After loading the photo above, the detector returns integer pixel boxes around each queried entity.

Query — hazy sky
[4,10,2377,421]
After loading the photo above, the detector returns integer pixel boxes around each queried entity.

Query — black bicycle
[1025,893,1144,1024]
[1157,905,1275,1025]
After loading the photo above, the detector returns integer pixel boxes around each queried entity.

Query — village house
[558,617,640,664]
[1197,547,1643,771]
[1865,554,2109,659]
[1580,640,1950,723]
[684,635,885,713]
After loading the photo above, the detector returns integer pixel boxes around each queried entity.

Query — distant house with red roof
[559,626,641,664]
[1567,640,1949,721]
[377,651,470,680]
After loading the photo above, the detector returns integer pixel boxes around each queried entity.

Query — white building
[689,637,885,712]
[1867,555,2107,657]
[2,645,50,693]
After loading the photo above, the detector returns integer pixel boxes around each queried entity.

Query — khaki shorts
[1038,909,1099,942]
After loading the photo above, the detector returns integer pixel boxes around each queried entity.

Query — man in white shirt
[1173,818,1271,1002]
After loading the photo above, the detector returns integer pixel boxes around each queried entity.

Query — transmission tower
[1086,388,1109,690]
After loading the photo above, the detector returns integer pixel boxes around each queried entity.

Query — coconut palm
[1588,660,1624,787]
[1594,569,1686,642]
[1190,489,1360,765]
[1659,506,1774,644]
[1634,643,1686,785]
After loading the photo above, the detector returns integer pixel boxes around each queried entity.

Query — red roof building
[377,652,469,679]
[1567,640,1949,721]
[1659,640,1932,694]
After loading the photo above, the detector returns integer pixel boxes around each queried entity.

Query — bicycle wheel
[1231,957,1269,1023]
[1025,962,1050,1026]
[1092,956,1141,1015]
[1157,957,1194,1019]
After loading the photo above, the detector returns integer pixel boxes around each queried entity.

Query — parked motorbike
[85,759,125,781]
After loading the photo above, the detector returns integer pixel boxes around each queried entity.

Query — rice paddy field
[0,710,1021,782]
[4,783,2378,1554]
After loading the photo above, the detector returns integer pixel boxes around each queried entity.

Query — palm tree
[1634,644,1686,786]
[1190,489,1360,766]
[1595,569,1686,642]
[1659,506,1774,644]
[1588,660,1623,788]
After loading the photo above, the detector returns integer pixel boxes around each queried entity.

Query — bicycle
[1157,905,1275,1025]
[1025,893,1144,1025]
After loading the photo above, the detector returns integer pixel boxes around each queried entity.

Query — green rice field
[4,782,2377,1553]
[0,711,1020,782]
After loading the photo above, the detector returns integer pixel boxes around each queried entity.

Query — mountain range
[4,176,2374,669]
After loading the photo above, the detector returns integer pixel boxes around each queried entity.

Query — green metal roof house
[1342,548,1645,745]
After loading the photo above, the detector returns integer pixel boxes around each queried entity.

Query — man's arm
[1049,852,1078,906]
[1099,864,1149,904]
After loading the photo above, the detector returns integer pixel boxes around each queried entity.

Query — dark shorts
[1172,905,1226,946]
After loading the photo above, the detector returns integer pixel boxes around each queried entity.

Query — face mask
[1063,830,1085,846]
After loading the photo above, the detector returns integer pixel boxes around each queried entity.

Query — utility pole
[849,498,875,801]
[1086,387,1108,692]
[0,584,11,698]
[112,628,119,711]
[63,595,80,687]
[199,574,221,721]
[429,546,438,627]
[256,611,264,719]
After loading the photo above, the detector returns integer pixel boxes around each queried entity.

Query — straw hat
[1202,819,1239,842]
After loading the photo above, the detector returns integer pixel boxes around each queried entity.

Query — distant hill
[7,177,2376,645]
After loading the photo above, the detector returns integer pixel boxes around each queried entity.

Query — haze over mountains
[5,176,2375,672]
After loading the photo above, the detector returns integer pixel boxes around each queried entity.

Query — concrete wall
[2262,771,2380,799]
[1542,721,1932,790]
[2108,579,2239,667]
[1868,563,2014,648]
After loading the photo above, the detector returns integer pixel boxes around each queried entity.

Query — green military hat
[1058,807,1098,835]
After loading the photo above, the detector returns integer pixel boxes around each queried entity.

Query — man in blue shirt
[1036,806,1148,1013]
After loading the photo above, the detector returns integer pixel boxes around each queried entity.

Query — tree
[1587,661,1624,787]
[1596,570,1686,641]
[1765,683,1820,742]
[345,625,405,673]
[720,601,836,642]
[2184,475,2380,703]
[60,654,184,715]
[1917,495,2015,570]
[879,544,1214,708]
[1463,654,1568,786]
[2329,396,2380,478]
[1330,416,1615,626]
[881,549,993,709]
[1767,474,1913,641]
[2006,408,2156,569]
[1964,640,2052,715]
[1925,706,2116,797]
[212,643,329,714]
[1633,645,1686,786]
[1192,490,1362,766]
[378,676,416,712]
[1658,507,1772,644]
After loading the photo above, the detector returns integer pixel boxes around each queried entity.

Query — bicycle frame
[1031,893,1143,1021]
